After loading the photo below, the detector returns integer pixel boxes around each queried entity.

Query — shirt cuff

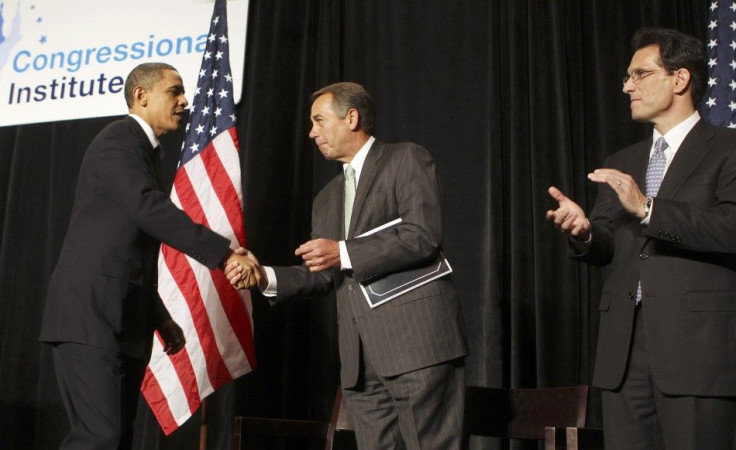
[339,240,351,269]
[261,266,277,297]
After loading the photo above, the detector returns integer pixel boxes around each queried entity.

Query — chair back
[464,385,589,440]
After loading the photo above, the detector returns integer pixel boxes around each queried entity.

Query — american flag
[701,1,736,127]
[140,0,256,435]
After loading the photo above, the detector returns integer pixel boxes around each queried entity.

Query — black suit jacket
[578,119,736,396]
[41,116,231,358]
[273,140,467,388]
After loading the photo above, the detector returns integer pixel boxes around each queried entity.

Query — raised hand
[546,186,591,241]
[295,238,340,272]
[587,168,648,219]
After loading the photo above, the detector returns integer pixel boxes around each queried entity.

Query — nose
[181,95,189,109]
[622,78,635,94]
[308,125,317,139]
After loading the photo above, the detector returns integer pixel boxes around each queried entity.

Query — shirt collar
[344,136,375,183]
[652,111,700,155]
[129,113,161,150]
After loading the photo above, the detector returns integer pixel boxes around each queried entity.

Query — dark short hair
[631,27,708,106]
[311,82,375,134]
[124,62,178,108]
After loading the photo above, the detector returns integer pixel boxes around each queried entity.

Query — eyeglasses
[622,69,669,85]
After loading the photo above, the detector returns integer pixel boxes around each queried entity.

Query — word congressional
[7,73,124,104]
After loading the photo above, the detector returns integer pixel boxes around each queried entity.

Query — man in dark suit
[546,28,736,449]
[230,82,467,449]
[40,62,259,449]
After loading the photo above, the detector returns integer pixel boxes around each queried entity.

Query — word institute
[7,73,124,104]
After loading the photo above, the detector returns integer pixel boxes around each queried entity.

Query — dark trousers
[52,342,148,450]
[602,305,736,450]
[342,347,465,450]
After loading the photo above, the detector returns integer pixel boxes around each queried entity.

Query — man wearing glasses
[546,27,736,450]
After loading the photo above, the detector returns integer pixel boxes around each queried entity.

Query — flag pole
[199,398,208,450]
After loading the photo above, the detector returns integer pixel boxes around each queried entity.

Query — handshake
[223,247,265,290]
[222,238,343,291]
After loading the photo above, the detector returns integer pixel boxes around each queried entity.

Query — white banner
[0,0,248,127]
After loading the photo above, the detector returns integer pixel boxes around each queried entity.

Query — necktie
[636,136,668,303]
[645,137,668,197]
[344,165,356,238]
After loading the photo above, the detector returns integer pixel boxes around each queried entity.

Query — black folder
[356,219,453,308]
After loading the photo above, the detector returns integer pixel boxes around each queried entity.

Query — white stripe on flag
[147,338,193,427]
[187,255,251,377]
[212,131,243,203]
[183,155,237,243]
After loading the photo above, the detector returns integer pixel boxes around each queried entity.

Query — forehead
[629,45,661,70]
[155,69,183,90]
[311,93,335,116]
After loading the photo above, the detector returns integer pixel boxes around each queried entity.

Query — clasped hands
[224,238,340,290]
[546,168,649,240]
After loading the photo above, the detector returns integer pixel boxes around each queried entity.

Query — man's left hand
[296,238,340,272]
[588,168,649,219]
[158,319,186,355]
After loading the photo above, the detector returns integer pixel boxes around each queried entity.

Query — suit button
[348,284,354,292]
[628,291,635,300]
[352,318,357,324]
[639,252,648,260]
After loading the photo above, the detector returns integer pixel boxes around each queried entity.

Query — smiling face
[133,69,188,137]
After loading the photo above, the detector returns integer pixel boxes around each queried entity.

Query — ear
[134,86,148,107]
[672,68,691,96]
[346,108,360,131]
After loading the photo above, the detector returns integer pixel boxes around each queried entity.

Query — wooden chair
[463,385,596,449]
[563,426,604,449]
[233,387,355,450]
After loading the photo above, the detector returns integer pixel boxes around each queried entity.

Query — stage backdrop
[0,0,249,126]
[0,0,707,449]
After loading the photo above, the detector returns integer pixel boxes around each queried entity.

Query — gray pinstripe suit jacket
[273,140,467,388]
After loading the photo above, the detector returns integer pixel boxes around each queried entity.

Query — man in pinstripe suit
[230,82,467,449]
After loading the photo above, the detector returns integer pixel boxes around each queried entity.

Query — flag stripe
[201,134,245,243]
[143,0,254,435]
[140,366,182,435]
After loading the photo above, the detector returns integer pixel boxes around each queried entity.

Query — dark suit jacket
[273,140,467,388]
[41,116,231,358]
[577,119,736,396]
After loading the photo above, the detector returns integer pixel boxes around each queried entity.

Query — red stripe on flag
[161,239,234,389]
[200,129,245,245]
[210,270,257,372]
[153,272,204,415]
[140,366,180,436]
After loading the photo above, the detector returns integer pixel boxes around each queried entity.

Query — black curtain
[0,1,707,449]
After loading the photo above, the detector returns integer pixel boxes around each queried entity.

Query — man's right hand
[224,247,266,290]
[546,186,591,241]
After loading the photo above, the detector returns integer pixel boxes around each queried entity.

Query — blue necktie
[636,137,668,303]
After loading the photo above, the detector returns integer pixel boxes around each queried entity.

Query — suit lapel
[631,140,651,190]
[348,140,384,238]
[656,120,713,199]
